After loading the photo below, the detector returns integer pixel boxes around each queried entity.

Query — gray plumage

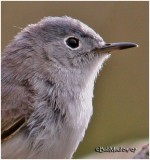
[1,16,137,158]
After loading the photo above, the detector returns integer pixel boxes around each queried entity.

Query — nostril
[105,43,111,46]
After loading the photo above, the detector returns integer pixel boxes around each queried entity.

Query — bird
[1,16,138,159]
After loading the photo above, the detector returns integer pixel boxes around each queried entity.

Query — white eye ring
[64,36,81,50]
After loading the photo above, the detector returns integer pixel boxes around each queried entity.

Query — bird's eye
[65,37,80,49]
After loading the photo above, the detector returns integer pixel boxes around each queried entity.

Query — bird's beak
[97,42,138,54]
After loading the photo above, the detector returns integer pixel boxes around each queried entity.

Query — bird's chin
[96,52,111,60]
[103,52,111,57]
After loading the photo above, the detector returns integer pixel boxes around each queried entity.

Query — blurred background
[1,1,148,159]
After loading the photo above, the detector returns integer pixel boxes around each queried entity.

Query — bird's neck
[26,54,110,158]
[52,54,110,90]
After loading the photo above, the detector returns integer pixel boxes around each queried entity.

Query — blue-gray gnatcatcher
[1,16,138,158]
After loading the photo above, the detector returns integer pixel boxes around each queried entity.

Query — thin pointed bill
[97,42,138,54]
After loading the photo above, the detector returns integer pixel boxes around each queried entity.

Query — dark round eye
[66,37,79,49]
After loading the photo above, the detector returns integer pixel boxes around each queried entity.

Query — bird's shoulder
[1,74,34,142]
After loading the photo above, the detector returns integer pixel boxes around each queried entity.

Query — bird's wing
[1,114,26,142]
[1,77,34,143]
[1,40,36,144]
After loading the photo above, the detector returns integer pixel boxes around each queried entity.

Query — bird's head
[4,16,138,86]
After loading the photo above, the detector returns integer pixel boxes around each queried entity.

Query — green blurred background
[1,1,148,158]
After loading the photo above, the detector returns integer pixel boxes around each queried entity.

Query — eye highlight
[65,37,80,49]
